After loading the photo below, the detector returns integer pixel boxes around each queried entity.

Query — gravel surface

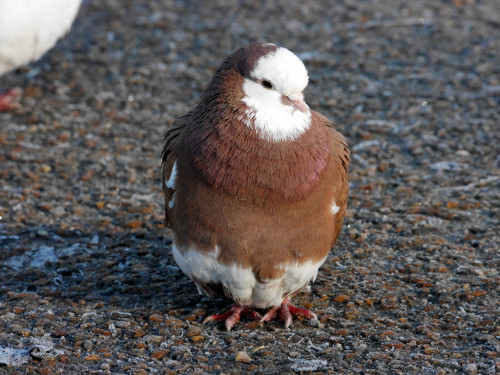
[1,0,499,374]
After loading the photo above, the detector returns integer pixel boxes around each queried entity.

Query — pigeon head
[197,43,312,142]
[235,43,311,142]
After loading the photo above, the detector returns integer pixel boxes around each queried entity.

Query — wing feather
[161,112,191,227]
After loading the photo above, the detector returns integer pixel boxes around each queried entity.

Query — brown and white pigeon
[162,42,350,331]
[0,0,82,111]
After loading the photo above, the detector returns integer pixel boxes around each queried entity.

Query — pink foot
[0,88,22,112]
[203,305,262,331]
[261,298,317,328]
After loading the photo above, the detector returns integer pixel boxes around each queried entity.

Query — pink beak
[287,92,308,113]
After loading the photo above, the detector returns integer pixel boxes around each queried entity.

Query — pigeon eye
[261,80,273,89]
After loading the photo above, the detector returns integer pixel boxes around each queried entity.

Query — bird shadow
[0,224,196,314]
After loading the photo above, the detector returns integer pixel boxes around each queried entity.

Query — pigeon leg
[261,297,317,328]
[203,305,262,331]
[0,88,22,112]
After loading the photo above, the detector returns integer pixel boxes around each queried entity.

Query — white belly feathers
[172,242,325,309]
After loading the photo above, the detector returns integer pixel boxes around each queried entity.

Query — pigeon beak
[286,92,308,114]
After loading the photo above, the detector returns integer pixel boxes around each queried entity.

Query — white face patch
[172,241,326,308]
[330,202,340,215]
[241,46,311,142]
[251,47,309,95]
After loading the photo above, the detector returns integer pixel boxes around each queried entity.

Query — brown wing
[311,110,350,247]
[311,110,350,175]
[161,112,191,228]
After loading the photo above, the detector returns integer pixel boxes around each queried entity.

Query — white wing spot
[168,191,177,209]
[165,161,177,209]
[165,161,177,189]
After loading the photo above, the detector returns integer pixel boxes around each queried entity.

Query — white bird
[0,0,82,111]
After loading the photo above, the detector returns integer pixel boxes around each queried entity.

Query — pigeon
[162,42,350,331]
[0,0,82,111]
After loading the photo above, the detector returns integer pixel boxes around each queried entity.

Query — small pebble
[464,363,477,374]
[235,351,252,363]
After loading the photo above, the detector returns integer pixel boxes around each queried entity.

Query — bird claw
[260,305,279,322]
[203,298,317,330]
[261,298,317,328]
[203,305,262,331]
